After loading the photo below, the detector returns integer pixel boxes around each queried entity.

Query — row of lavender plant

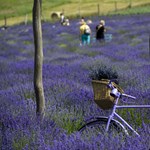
[0,13,150,149]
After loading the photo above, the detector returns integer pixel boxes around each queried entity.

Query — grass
[0,0,150,26]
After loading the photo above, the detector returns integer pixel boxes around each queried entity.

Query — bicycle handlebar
[121,93,136,100]
[107,80,136,100]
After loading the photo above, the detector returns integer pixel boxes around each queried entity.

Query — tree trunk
[32,0,45,119]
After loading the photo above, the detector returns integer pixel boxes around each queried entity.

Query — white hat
[100,20,105,26]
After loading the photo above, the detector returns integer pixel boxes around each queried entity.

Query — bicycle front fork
[106,97,119,132]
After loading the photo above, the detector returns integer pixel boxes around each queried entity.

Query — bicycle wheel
[78,117,127,138]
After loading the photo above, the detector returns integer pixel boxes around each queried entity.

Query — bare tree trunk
[32,0,45,119]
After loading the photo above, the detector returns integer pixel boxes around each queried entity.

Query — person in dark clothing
[60,13,65,25]
[96,20,106,41]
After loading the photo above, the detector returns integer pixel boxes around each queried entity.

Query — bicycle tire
[78,117,128,138]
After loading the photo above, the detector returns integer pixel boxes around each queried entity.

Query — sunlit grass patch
[13,136,30,150]
[75,48,101,57]
[52,110,84,134]
[23,40,32,45]
[117,29,127,34]
[7,40,16,45]
[59,32,70,37]
[130,38,142,46]
[140,52,150,59]
[118,108,150,129]
[59,43,67,48]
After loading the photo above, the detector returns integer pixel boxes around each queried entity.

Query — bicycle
[78,79,150,137]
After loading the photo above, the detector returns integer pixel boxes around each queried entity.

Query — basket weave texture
[92,79,124,110]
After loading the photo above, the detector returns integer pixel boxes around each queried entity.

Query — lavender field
[0,13,150,150]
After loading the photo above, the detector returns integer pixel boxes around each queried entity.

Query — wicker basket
[92,79,124,110]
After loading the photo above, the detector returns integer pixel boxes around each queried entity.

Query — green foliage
[118,29,127,34]
[130,38,142,46]
[118,108,150,129]
[24,92,35,100]
[71,48,101,57]
[111,4,150,15]
[13,137,29,150]
[59,43,67,48]
[52,112,84,134]
[61,117,84,134]
[0,0,150,25]
[23,40,32,45]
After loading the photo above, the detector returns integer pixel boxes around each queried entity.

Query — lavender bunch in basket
[89,64,118,84]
